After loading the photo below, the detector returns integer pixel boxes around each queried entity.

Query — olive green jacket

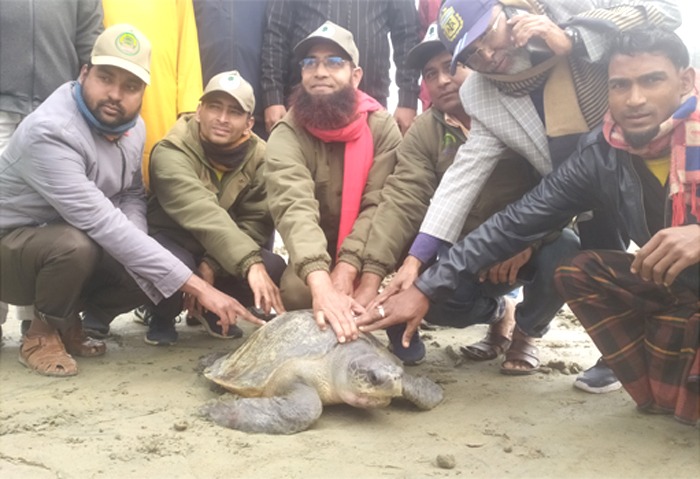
[362,108,540,277]
[265,109,401,281]
[147,114,273,278]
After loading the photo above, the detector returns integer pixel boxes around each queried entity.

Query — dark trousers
[151,232,286,320]
[0,224,145,329]
[425,228,580,337]
[554,250,699,425]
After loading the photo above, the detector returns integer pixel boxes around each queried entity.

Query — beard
[92,99,141,127]
[290,84,358,130]
[505,46,534,75]
[622,126,661,149]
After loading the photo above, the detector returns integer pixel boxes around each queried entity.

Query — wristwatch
[564,26,584,54]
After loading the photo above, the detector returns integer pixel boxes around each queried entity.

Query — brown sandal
[500,338,540,376]
[61,324,106,357]
[460,331,512,361]
[19,333,78,377]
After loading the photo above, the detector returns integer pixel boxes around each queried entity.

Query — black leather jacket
[416,126,700,300]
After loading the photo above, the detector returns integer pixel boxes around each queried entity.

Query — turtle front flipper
[401,374,443,410]
[200,383,323,434]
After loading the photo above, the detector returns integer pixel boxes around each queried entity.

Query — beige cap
[407,22,447,70]
[294,21,360,65]
[199,70,255,113]
[91,24,151,84]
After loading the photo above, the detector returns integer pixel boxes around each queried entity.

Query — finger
[650,252,677,286]
[401,317,421,349]
[631,234,662,273]
[662,256,688,286]
[638,244,668,281]
[324,312,347,343]
[238,307,265,326]
[271,290,286,314]
[487,265,499,284]
[253,287,262,310]
[508,262,519,285]
[217,317,230,337]
[497,262,510,284]
[314,310,327,331]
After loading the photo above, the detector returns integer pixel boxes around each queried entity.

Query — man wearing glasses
[367,0,681,392]
[264,22,401,345]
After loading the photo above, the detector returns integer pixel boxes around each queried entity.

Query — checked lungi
[554,250,699,425]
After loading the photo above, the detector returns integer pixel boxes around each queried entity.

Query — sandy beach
[1,307,698,479]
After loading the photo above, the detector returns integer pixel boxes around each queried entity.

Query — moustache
[97,100,125,115]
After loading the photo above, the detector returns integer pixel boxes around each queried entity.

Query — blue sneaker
[386,324,426,366]
[144,315,178,346]
[132,305,152,326]
[573,357,621,393]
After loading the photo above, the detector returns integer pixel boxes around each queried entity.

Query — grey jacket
[0,0,103,115]
[0,82,191,303]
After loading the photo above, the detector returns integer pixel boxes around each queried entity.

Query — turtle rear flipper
[200,383,323,434]
[402,375,443,410]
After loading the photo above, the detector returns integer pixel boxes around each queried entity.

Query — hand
[479,246,533,285]
[330,261,359,296]
[630,225,700,286]
[353,272,383,307]
[393,107,417,136]
[247,263,286,315]
[181,274,264,335]
[507,13,572,56]
[264,104,287,133]
[356,285,428,348]
[307,270,364,343]
[183,261,216,316]
[366,255,422,312]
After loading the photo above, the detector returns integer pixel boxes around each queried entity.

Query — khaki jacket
[363,108,540,277]
[147,114,273,278]
[265,109,401,281]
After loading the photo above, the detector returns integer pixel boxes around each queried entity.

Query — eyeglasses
[462,9,504,67]
[299,56,349,71]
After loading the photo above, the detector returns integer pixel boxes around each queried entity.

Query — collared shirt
[261,0,420,109]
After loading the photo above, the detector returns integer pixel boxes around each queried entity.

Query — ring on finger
[376,304,386,319]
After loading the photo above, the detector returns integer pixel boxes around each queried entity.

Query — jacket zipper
[115,140,127,191]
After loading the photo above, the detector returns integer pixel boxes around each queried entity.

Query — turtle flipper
[401,374,443,410]
[200,383,323,434]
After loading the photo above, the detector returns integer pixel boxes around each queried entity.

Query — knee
[280,267,312,310]
[553,250,599,300]
[52,226,100,273]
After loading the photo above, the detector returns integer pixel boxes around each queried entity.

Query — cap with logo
[438,0,496,73]
[406,22,448,71]
[293,21,360,65]
[91,24,151,85]
[200,71,256,113]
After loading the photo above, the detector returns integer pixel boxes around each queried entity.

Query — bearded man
[0,25,259,377]
[264,22,401,344]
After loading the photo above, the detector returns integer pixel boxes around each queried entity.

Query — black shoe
[82,311,110,339]
[132,305,152,326]
[573,357,622,393]
[144,315,178,346]
[386,324,426,366]
[248,306,277,322]
[197,311,243,339]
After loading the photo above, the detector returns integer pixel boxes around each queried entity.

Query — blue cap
[438,0,497,73]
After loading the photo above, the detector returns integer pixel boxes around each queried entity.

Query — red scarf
[603,75,700,227]
[305,90,383,255]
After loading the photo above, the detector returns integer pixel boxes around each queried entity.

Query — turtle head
[339,353,403,408]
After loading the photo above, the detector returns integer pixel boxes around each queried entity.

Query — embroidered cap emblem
[114,32,140,56]
[439,6,464,42]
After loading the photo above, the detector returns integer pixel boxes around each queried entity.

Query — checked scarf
[305,90,383,255]
[603,74,700,227]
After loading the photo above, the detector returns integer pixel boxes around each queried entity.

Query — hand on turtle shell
[307,270,363,343]
[330,261,359,296]
[366,255,422,312]
[352,272,382,307]
[357,284,428,347]
[247,263,286,316]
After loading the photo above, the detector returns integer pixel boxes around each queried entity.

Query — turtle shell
[203,309,396,397]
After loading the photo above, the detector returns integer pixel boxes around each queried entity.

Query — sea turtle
[201,309,443,434]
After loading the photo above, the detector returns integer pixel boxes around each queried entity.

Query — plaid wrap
[555,250,699,425]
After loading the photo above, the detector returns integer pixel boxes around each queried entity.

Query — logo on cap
[219,73,241,90]
[439,6,464,42]
[115,32,140,56]
[318,24,336,38]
